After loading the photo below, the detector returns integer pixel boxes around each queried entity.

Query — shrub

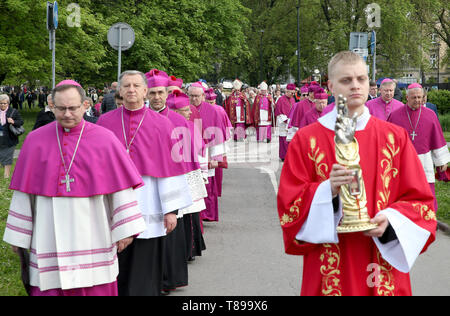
[427,89,450,115]
[401,89,450,116]
[440,113,450,132]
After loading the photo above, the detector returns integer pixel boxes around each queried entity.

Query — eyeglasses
[0,102,9,105]
[189,94,203,98]
[54,105,83,112]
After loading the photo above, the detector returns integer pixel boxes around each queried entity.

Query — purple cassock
[29,282,118,296]
[97,106,188,178]
[366,96,404,121]
[274,95,294,120]
[195,101,230,222]
[299,107,324,129]
[322,102,335,115]
[275,95,294,160]
[9,119,144,296]
[159,106,201,172]
[388,105,449,211]
[288,99,314,129]
[10,120,143,196]
[388,106,446,154]
[213,104,232,197]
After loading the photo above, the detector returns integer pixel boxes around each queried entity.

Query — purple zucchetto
[56,79,82,88]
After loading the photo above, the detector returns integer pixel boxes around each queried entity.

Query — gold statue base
[336,207,378,233]
[337,222,378,233]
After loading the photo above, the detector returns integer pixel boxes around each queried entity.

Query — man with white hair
[388,83,450,213]
[97,70,192,296]
[224,79,252,141]
[251,81,274,142]
[366,78,404,120]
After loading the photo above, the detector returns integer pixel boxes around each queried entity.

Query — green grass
[444,132,450,143]
[436,181,450,226]
[0,168,27,296]
[16,106,41,149]
[1,104,40,296]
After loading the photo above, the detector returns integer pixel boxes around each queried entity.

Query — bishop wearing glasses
[4,80,146,296]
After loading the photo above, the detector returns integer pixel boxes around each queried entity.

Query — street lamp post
[436,42,440,87]
[260,29,264,83]
[296,0,301,85]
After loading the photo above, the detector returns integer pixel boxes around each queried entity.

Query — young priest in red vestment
[277,51,437,296]
[224,79,252,141]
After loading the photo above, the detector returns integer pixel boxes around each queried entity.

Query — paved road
[173,132,450,296]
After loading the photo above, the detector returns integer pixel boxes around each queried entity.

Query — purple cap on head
[190,81,206,92]
[168,75,183,88]
[145,69,169,88]
[308,85,322,93]
[205,88,217,100]
[166,90,190,109]
[407,83,422,90]
[314,88,328,100]
[56,80,82,88]
[286,83,296,91]
[381,78,394,85]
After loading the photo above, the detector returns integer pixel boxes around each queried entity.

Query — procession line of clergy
[3,68,231,296]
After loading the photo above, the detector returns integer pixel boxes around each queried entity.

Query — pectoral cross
[62,174,75,192]
[410,131,417,141]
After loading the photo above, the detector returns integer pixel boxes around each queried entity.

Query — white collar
[318,105,371,131]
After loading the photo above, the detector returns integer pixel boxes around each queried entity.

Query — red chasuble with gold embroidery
[277,116,436,296]
[224,91,252,126]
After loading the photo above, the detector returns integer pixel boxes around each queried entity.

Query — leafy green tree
[240,0,434,85]
[0,0,250,87]
[0,0,109,87]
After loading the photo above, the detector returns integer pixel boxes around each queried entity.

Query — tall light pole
[260,29,264,83]
[296,0,301,85]
[371,30,376,83]
[436,42,441,87]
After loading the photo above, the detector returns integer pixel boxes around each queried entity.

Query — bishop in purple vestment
[366,78,404,120]
[388,83,450,212]
[5,80,146,296]
[189,82,230,222]
[299,90,329,128]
